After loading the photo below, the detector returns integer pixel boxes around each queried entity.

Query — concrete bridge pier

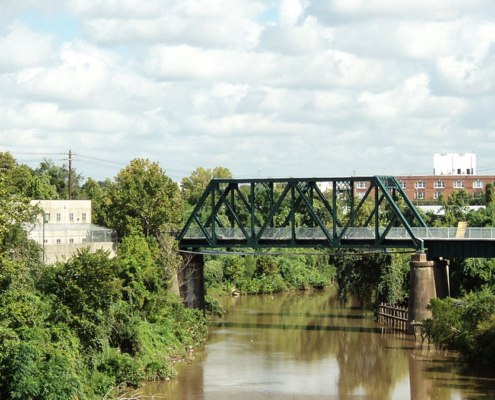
[407,253,450,334]
[179,252,205,312]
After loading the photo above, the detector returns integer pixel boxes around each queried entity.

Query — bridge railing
[179,226,495,241]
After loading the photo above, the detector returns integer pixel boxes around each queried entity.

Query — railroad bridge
[177,176,495,333]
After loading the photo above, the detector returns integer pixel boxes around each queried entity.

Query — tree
[80,177,113,226]
[181,166,233,206]
[486,182,495,206]
[108,158,182,239]
[441,189,470,226]
[34,159,83,199]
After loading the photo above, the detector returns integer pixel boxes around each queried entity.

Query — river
[130,287,495,399]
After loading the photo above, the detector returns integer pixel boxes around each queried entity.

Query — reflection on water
[133,287,495,399]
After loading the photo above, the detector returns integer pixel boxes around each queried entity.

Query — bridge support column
[407,254,450,334]
[179,252,205,312]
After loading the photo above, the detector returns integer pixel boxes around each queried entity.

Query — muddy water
[134,287,495,399]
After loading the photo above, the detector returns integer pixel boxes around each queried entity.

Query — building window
[454,180,464,189]
[473,192,483,199]
[69,213,74,222]
[415,192,425,200]
[44,239,48,244]
[56,213,61,222]
[82,213,87,222]
[356,181,367,189]
[434,192,442,199]
[357,192,365,199]
[82,238,87,243]
[44,213,50,222]
[69,238,74,244]
[434,180,445,189]
[473,180,484,189]
[399,181,406,189]
[457,169,461,174]
[56,239,61,244]
[414,181,426,189]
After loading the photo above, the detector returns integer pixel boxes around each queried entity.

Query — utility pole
[68,150,72,200]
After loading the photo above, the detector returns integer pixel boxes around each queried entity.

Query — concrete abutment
[178,252,205,312]
[407,253,450,334]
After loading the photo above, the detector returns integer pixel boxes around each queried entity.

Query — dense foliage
[417,186,495,366]
[204,250,336,296]
[0,155,207,398]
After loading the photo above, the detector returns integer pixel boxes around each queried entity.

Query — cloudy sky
[1,0,495,182]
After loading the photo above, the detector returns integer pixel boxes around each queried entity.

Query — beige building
[29,200,116,264]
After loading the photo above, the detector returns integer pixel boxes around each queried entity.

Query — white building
[433,153,476,175]
[29,200,116,264]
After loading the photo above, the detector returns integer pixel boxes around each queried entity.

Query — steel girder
[177,176,427,251]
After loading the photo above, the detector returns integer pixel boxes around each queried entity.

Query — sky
[1,0,495,182]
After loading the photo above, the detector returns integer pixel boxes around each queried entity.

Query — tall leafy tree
[108,158,182,239]
[486,182,495,206]
[80,177,113,225]
[34,158,83,199]
[181,166,233,206]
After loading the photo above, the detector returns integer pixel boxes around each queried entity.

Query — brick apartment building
[354,153,495,202]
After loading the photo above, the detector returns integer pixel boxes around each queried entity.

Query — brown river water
[130,287,495,399]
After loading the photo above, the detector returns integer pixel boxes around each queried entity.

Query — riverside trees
[0,156,207,398]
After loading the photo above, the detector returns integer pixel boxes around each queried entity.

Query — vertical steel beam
[291,183,296,246]
[250,182,255,244]
[211,182,216,245]
[333,181,337,243]
[269,182,274,228]
[230,184,235,228]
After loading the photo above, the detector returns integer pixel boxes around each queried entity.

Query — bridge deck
[179,227,495,258]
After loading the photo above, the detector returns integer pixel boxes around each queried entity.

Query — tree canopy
[107,158,182,239]
[181,166,232,206]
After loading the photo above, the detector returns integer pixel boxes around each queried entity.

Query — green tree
[108,158,182,239]
[81,177,113,225]
[34,159,83,199]
[486,182,495,206]
[441,189,469,226]
[181,166,233,206]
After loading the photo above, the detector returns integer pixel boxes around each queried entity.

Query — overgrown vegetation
[203,250,336,296]
[0,154,207,398]
[418,185,495,366]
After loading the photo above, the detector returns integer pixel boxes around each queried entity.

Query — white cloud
[323,0,494,20]
[1,0,495,180]
[0,23,54,71]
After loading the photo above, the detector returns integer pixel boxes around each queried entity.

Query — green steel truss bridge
[178,176,495,259]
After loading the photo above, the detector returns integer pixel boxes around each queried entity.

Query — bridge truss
[178,176,428,252]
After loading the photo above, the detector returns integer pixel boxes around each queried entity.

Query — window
[69,238,74,244]
[56,239,61,244]
[434,180,445,189]
[82,238,87,243]
[415,192,425,200]
[44,213,50,222]
[399,181,406,189]
[473,192,483,199]
[434,192,442,199]
[473,180,484,189]
[44,239,48,244]
[454,180,464,189]
[69,213,74,222]
[357,192,365,199]
[56,213,61,222]
[356,181,367,189]
[457,169,461,174]
[82,213,87,222]
[414,181,426,189]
